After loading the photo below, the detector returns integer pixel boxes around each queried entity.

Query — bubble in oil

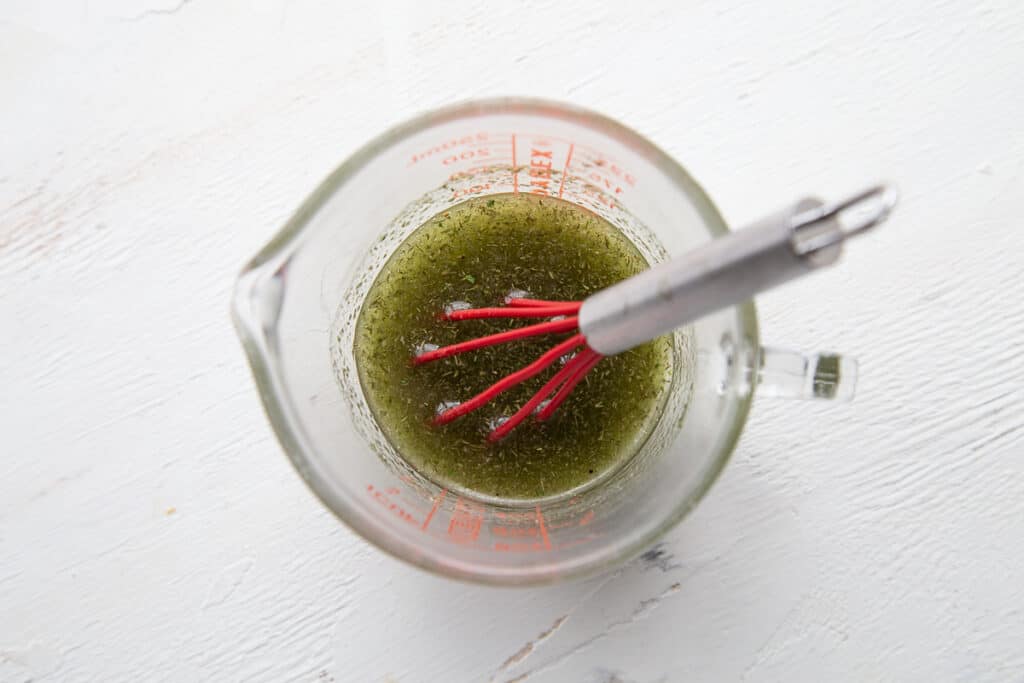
[443,301,472,316]
[414,342,439,357]
[486,415,510,432]
[435,400,461,416]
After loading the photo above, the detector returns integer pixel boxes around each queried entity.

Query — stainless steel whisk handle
[578,184,898,356]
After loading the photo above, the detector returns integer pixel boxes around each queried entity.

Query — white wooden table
[3,2,1023,681]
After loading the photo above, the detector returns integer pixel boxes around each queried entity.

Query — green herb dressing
[353,194,672,500]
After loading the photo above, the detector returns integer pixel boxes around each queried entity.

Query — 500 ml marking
[407,132,509,167]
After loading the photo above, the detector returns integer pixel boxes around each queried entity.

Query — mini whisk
[414,184,898,440]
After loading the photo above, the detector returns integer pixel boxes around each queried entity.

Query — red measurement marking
[492,526,538,538]
[580,184,618,210]
[450,183,492,201]
[447,497,483,544]
[557,143,574,199]
[494,542,547,552]
[548,519,578,530]
[535,506,551,550]
[527,146,554,195]
[366,484,420,527]
[421,489,447,531]
[408,133,490,166]
[494,510,536,522]
[589,172,625,195]
[442,147,492,165]
[553,534,599,551]
[591,157,636,186]
[511,134,518,195]
[610,161,637,187]
[545,506,594,529]
[448,162,514,182]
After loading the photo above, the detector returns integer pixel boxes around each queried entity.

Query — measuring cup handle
[756,346,857,401]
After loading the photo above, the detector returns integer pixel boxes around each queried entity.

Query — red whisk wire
[421,297,605,435]
[413,317,579,365]
[487,348,596,442]
[443,304,580,321]
[433,334,585,426]
[505,298,582,309]
[536,350,603,421]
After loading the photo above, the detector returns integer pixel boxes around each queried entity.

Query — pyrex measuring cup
[232,98,857,585]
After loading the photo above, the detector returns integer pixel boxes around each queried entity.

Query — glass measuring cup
[232,98,856,585]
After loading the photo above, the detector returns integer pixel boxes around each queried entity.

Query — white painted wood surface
[3,1,1023,680]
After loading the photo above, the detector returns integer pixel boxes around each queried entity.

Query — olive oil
[353,194,672,501]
